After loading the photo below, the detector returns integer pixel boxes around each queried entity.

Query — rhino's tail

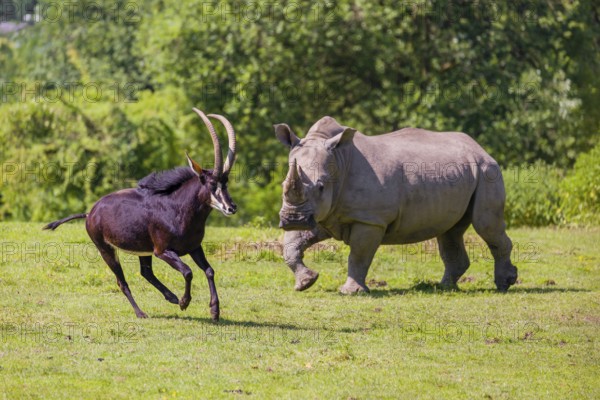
[43,213,88,231]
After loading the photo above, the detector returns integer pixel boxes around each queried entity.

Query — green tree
[1,0,599,224]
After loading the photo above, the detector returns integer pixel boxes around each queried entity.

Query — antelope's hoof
[165,293,179,305]
[179,296,191,311]
[136,311,149,319]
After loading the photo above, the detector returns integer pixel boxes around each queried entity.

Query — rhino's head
[275,118,356,231]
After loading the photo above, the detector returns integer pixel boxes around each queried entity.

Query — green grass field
[1,222,599,399]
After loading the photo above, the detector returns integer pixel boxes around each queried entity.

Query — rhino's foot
[340,279,370,295]
[439,280,459,291]
[495,265,518,292]
[294,269,319,291]
[440,275,459,289]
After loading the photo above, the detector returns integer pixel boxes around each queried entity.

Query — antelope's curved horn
[208,113,236,178]
[192,107,223,179]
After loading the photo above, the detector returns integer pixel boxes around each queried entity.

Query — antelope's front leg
[190,247,220,321]
[155,249,193,311]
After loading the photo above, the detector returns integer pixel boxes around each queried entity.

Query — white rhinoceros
[275,116,518,293]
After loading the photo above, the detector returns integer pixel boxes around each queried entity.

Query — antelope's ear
[186,152,203,177]
[274,123,301,148]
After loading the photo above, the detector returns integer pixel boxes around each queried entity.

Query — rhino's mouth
[279,202,317,231]
[279,201,317,231]
[279,213,317,231]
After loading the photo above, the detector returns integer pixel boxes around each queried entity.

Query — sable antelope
[44,108,237,320]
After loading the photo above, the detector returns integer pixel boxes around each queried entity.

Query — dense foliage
[503,162,564,228]
[560,143,600,225]
[1,0,598,225]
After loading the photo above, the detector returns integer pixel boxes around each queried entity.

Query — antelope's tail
[43,213,88,231]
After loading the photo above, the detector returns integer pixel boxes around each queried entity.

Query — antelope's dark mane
[137,167,197,195]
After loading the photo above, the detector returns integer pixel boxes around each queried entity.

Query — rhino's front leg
[282,227,331,291]
[341,224,385,294]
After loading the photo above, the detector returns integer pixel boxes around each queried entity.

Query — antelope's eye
[317,181,324,192]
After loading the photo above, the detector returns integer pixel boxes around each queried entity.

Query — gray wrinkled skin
[275,116,518,293]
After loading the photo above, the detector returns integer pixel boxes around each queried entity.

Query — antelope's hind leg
[139,256,179,305]
[155,250,193,311]
[96,243,148,318]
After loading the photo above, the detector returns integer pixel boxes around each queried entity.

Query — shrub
[503,162,564,227]
[560,142,600,225]
[0,95,180,222]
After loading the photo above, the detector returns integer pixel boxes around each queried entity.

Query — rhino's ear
[324,127,356,151]
[274,123,301,148]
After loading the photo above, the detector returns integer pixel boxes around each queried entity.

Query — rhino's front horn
[284,159,305,204]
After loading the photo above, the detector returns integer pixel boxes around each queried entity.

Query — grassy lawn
[0,221,599,399]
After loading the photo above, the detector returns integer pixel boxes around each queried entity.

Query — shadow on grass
[153,314,360,332]
[367,280,590,297]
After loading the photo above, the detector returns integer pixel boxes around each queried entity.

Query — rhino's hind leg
[283,227,330,291]
[438,220,471,288]
[471,172,518,291]
[477,228,518,292]
[341,224,384,294]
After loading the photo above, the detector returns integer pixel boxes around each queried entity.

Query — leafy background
[0,0,598,226]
